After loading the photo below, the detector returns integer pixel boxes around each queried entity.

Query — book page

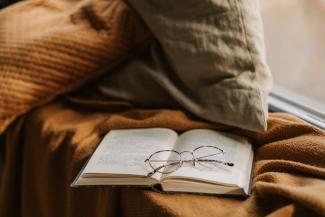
[82,128,178,181]
[162,129,252,187]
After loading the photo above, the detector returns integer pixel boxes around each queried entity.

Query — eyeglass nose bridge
[179,150,196,166]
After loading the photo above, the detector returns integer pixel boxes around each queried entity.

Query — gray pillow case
[95,0,272,132]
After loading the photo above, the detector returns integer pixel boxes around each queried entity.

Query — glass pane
[261,0,325,104]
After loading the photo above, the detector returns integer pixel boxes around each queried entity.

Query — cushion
[94,0,272,132]
[0,0,152,133]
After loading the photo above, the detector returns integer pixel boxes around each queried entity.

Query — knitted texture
[0,0,153,133]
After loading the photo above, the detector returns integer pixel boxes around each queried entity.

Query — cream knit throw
[0,0,152,133]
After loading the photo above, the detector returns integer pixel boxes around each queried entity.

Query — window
[261,0,325,129]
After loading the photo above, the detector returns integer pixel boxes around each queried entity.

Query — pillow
[0,0,152,133]
[93,0,273,132]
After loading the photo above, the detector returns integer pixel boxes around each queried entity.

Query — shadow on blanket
[0,98,324,217]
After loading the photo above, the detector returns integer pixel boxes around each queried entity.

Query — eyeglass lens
[193,146,225,168]
[148,150,181,174]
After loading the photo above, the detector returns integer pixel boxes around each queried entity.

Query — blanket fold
[0,99,324,217]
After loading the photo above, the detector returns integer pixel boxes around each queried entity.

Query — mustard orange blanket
[0,0,152,133]
[0,99,324,217]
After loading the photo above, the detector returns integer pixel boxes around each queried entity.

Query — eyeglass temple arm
[195,159,234,166]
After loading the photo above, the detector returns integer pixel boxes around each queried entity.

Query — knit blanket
[0,97,324,217]
[0,0,152,133]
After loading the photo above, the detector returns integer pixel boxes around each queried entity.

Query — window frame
[269,85,325,130]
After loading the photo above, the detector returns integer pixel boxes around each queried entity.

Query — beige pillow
[94,0,272,132]
[0,0,152,133]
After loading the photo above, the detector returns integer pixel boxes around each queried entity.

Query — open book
[72,128,254,196]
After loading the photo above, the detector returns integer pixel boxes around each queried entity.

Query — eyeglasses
[144,145,234,177]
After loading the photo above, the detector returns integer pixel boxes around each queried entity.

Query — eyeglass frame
[144,145,234,177]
